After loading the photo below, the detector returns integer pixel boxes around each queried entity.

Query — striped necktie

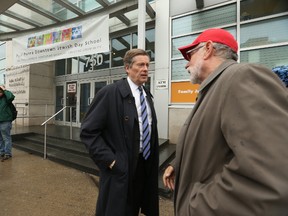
[138,86,150,159]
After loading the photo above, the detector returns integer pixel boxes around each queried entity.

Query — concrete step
[13,132,89,156]
[12,132,175,198]
[12,138,98,175]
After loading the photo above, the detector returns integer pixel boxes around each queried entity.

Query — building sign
[171,81,199,103]
[156,80,168,89]
[84,53,104,71]
[12,15,109,66]
[5,65,30,101]
[67,83,77,93]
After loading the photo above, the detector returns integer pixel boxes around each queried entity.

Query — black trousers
[131,154,148,216]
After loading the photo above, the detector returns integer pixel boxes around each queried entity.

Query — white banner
[12,15,109,66]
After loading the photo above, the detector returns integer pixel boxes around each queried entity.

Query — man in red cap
[163,28,288,215]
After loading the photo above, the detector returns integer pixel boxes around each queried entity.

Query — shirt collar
[127,77,140,91]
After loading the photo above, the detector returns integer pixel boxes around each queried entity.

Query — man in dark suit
[80,49,159,216]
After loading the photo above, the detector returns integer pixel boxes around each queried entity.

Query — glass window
[24,0,77,21]
[0,43,6,84]
[240,16,288,48]
[0,43,6,59]
[94,81,107,95]
[145,28,155,62]
[55,59,66,76]
[171,59,189,81]
[240,0,288,21]
[132,33,137,49]
[132,29,155,61]
[0,70,5,85]
[111,34,131,67]
[80,82,91,122]
[0,15,34,30]
[0,60,5,70]
[172,3,236,36]
[55,85,64,121]
[132,28,155,62]
[172,35,195,59]
[240,46,288,69]
[67,57,79,74]
[68,0,102,12]
[9,4,56,26]
[0,25,15,33]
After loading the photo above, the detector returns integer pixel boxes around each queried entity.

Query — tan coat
[174,60,288,215]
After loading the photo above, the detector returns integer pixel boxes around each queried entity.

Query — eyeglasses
[186,45,204,59]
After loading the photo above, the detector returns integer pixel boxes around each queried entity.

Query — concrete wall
[168,108,192,144]
[5,40,54,126]
[28,62,54,125]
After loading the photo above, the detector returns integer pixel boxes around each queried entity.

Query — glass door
[66,82,77,126]
[94,80,107,97]
[79,82,91,123]
[77,79,108,127]
[55,84,64,122]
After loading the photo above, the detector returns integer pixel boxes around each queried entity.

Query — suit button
[124,116,129,121]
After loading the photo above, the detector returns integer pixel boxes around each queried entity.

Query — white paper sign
[156,80,168,89]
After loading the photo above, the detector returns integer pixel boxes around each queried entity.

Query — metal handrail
[41,106,73,159]
[41,106,67,126]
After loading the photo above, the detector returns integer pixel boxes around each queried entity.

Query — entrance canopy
[0,0,155,41]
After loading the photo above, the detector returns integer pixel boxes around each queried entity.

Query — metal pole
[70,106,72,140]
[44,124,47,159]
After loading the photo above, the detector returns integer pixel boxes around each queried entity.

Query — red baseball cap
[178,28,238,61]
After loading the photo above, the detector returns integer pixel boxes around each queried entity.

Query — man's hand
[163,165,175,191]
[0,85,5,90]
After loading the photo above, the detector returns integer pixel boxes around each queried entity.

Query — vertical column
[137,0,146,49]
[154,0,169,139]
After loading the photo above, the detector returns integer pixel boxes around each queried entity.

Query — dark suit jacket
[80,78,159,216]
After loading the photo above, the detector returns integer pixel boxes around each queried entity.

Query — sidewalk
[0,148,173,216]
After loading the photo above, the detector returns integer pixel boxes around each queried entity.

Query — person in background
[80,49,159,216]
[0,85,15,161]
[163,28,288,215]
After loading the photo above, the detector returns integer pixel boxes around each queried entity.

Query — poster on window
[12,15,109,66]
[171,81,199,103]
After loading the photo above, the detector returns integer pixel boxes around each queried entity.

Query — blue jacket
[0,90,15,122]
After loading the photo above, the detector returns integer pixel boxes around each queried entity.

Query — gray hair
[212,42,238,61]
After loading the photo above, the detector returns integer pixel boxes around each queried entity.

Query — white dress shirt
[127,77,152,152]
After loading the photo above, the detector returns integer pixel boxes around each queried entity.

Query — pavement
[0,148,174,216]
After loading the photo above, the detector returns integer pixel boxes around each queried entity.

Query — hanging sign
[12,15,109,66]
